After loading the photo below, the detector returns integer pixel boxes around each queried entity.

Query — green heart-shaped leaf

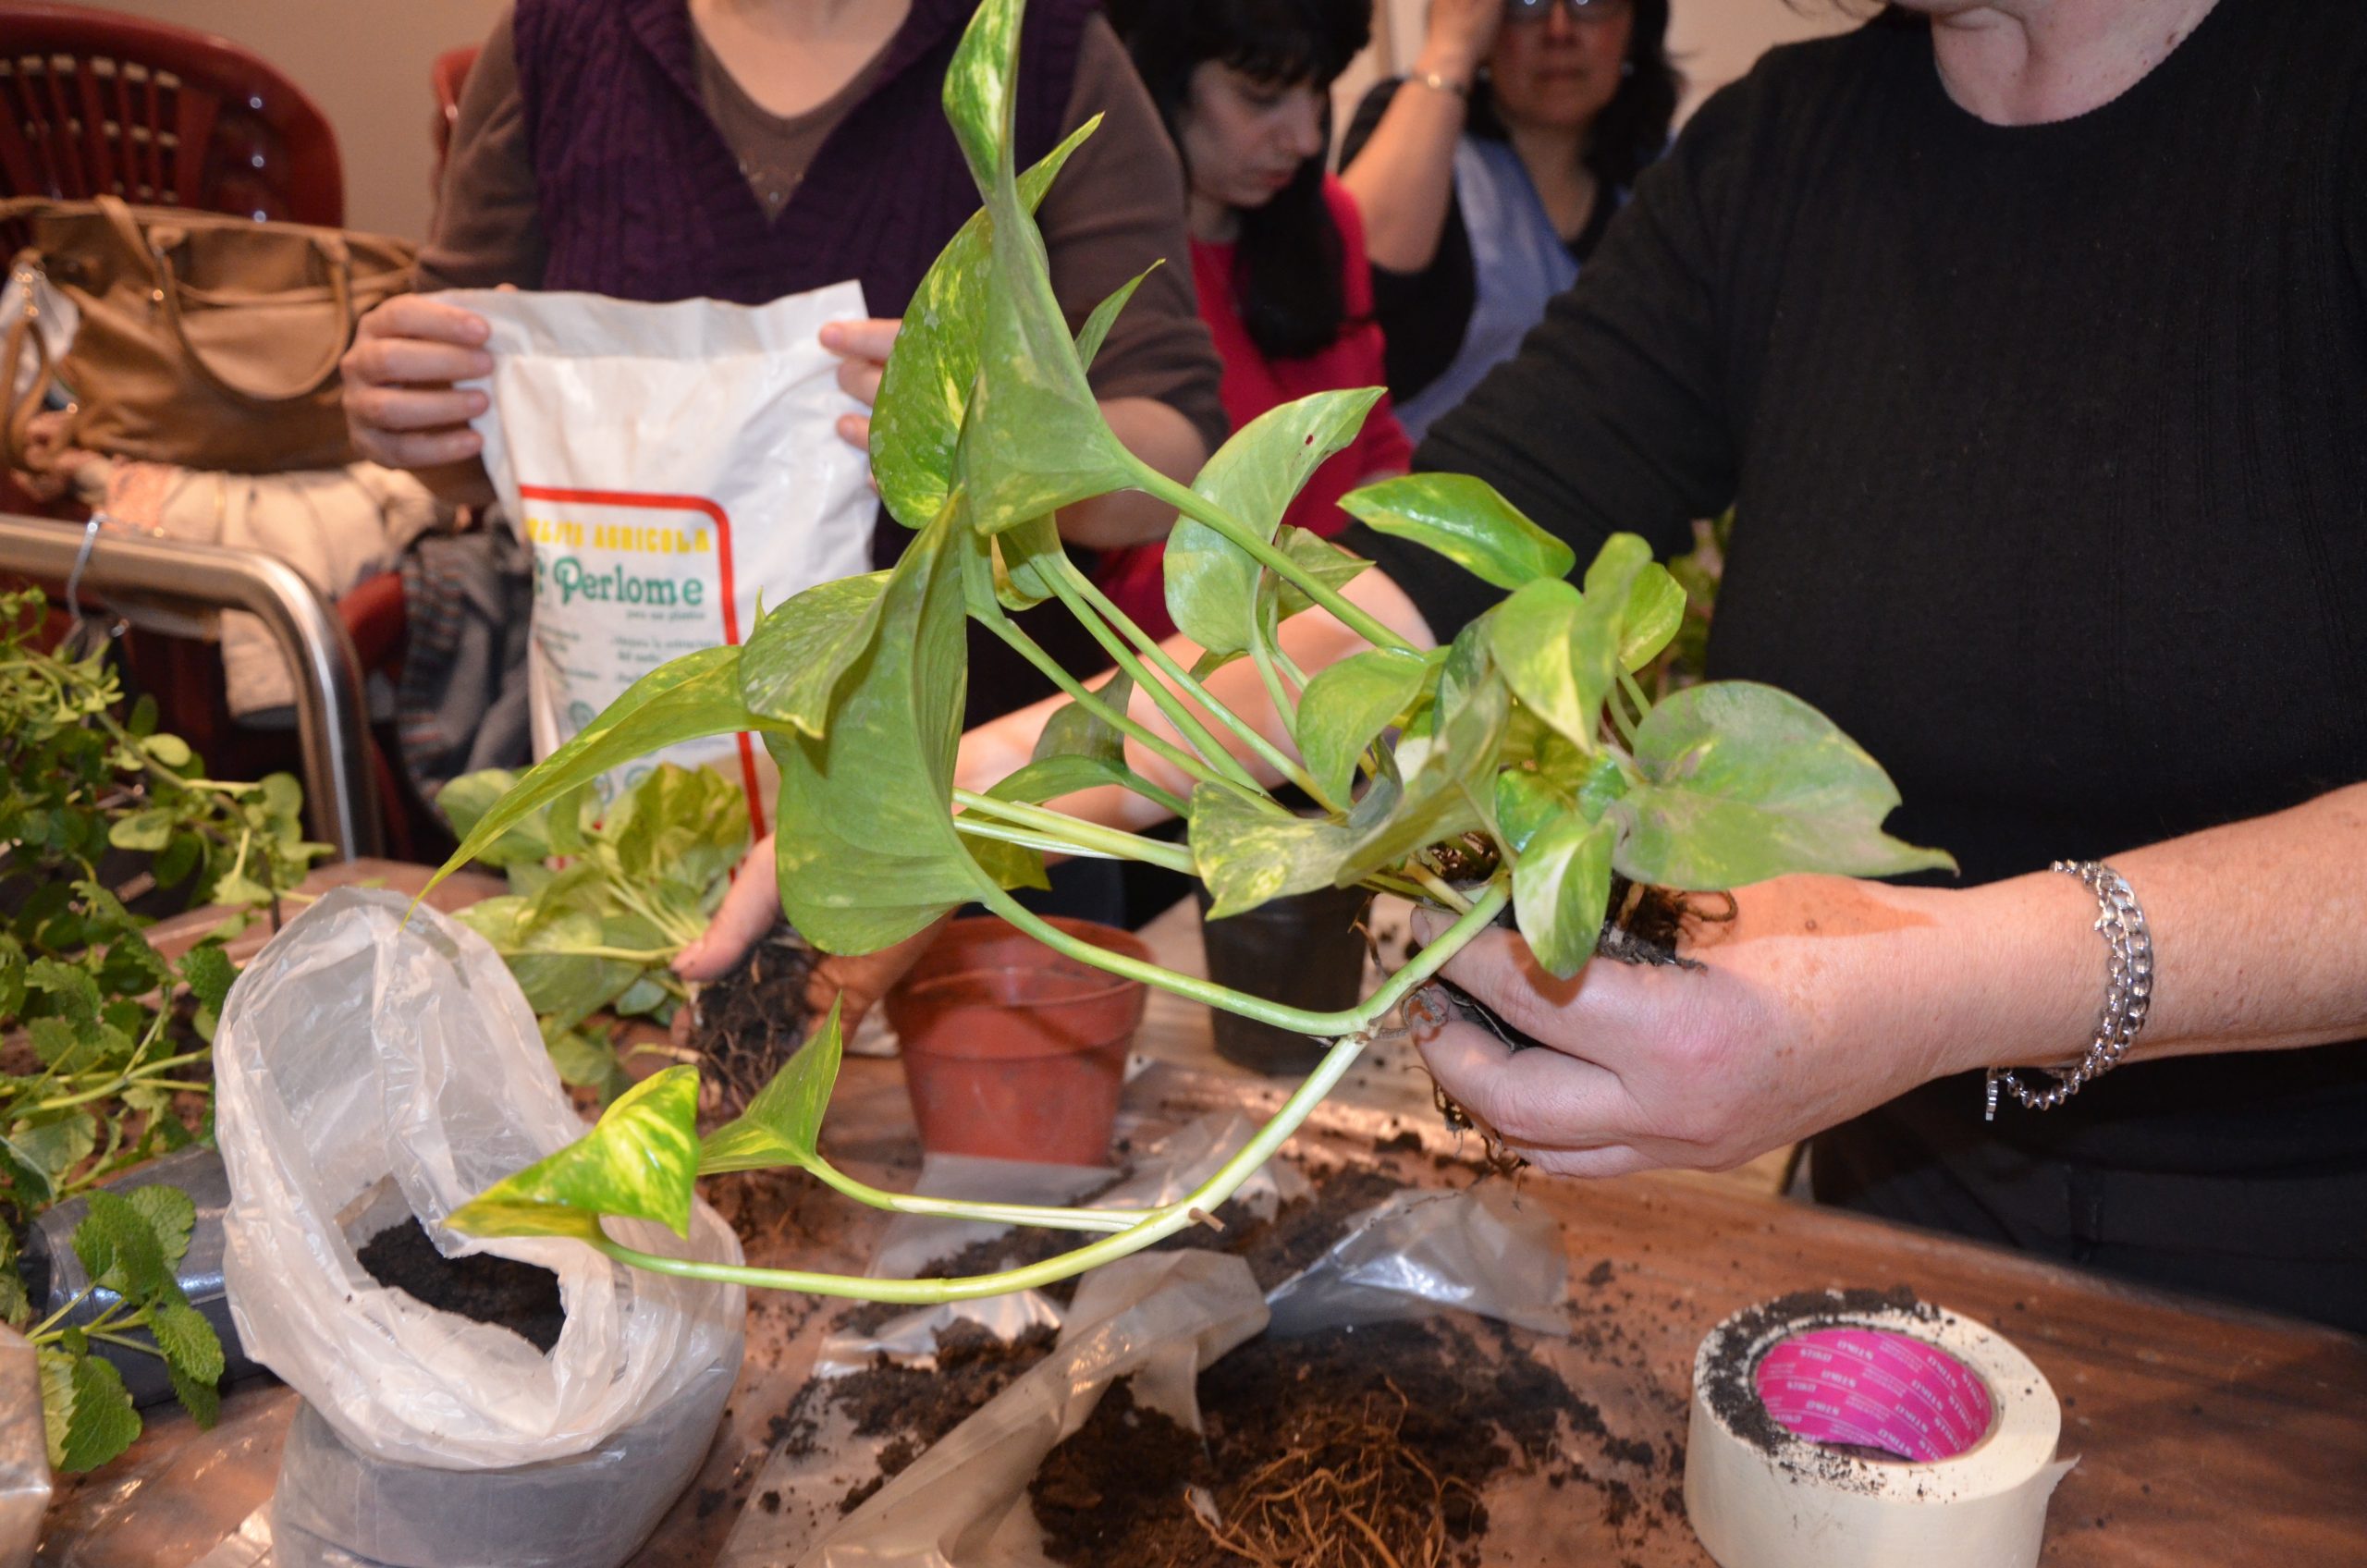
[1075,263,1159,371]
[701,999,844,1174]
[1618,562,1686,672]
[1163,389,1384,656]
[1513,811,1615,979]
[872,116,1100,529]
[1338,623,1508,879]
[740,571,890,737]
[1033,669,1134,766]
[1492,769,1570,857]
[1487,578,1618,753]
[1340,474,1575,591]
[1616,682,1958,888]
[773,503,1015,952]
[449,1065,703,1241]
[1294,646,1432,809]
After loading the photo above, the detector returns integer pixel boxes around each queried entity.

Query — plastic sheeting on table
[814,1114,1307,1378]
[722,1174,1569,1568]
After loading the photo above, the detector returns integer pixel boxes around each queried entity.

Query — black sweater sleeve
[1344,80,1748,643]
[1339,79,1478,408]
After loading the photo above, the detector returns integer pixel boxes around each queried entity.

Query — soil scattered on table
[1030,1315,1599,1568]
[356,1216,565,1354]
[685,923,817,1118]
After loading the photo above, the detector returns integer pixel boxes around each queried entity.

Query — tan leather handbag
[3,195,415,474]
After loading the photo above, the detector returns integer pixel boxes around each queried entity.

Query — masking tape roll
[1685,1291,2075,1568]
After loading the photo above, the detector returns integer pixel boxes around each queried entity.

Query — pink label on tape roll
[1753,1328,1995,1464]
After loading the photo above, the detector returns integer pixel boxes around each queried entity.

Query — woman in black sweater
[708,0,2367,1330]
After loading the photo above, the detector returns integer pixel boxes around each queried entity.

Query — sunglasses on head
[1505,0,1634,22]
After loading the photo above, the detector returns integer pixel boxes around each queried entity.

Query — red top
[1098,176,1414,641]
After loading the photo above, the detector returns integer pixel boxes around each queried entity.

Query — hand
[819,317,901,454]
[673,834,943,1035]
[340,295,495,470]
[1411,876,1994,1177]
[1418,0,1505,84]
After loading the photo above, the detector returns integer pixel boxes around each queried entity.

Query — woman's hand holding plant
[1412,874,2098,1176]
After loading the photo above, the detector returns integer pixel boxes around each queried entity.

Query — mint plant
[21,1185,226,1473]
[425,0,1949,1303]
[0,587,313,1468]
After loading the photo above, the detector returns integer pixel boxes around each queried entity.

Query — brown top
[419,7,1226,450]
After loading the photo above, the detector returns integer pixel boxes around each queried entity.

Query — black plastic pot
[21,1145,259,1407]
[1194,883,1372,1076]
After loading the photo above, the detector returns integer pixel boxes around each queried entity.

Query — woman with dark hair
[1340,0,1677,440]
[1096,0,1414,639]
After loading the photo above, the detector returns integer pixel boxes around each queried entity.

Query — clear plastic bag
[211,888,744,1565]
[0,1327,48,1568]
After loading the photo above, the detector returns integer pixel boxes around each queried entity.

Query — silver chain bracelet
[1984,861,2154,1120]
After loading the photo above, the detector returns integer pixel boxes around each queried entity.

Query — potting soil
[1030,1315,1597,1568]
[356,1217,566,1354]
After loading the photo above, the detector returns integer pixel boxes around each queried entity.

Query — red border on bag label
[518,484,766,834]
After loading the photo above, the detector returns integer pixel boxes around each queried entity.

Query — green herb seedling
[20,1183,226,1473]
[423,0,1951,1305]
[444,762,751,1102]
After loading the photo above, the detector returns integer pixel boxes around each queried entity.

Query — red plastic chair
[428,44,479,197]
[0,1,341,224]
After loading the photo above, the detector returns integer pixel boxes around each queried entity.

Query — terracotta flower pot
[884,915,1152,1167]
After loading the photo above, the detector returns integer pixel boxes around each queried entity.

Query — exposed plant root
[684,923,817,1120]
[1179,1380,1479,1568]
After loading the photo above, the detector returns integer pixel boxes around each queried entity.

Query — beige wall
[71,0,1855,240]
[51,0,507,241]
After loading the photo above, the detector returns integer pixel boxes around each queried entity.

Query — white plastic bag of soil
[444,283,875,822]
[214,888,746,1568]
[720,1179,1565,1567]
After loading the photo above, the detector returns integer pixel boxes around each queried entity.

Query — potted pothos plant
[422,0,1950,1305]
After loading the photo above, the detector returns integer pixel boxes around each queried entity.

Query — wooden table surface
[35,876,2367,1567]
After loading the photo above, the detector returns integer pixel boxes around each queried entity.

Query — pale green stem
[800,1158,1153,1233]
[1617,668,1654,726]
[950,790,1196,874]
[87,1330,164,1359]
[30,1285,95,1340]
[596,1028,1371,1299]
[968,875,1509,1035]
[1248,634,1305,770]
[1051,559,1329,805]
[1606,684,1641,748]
[31,1048,212,1114]
[1410,867,1474,914]
[496,943,678,965]
[609,880,705,949]
[1037,567,1264,791]
[978,612,1239,799]
[1133,466,1417,655]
